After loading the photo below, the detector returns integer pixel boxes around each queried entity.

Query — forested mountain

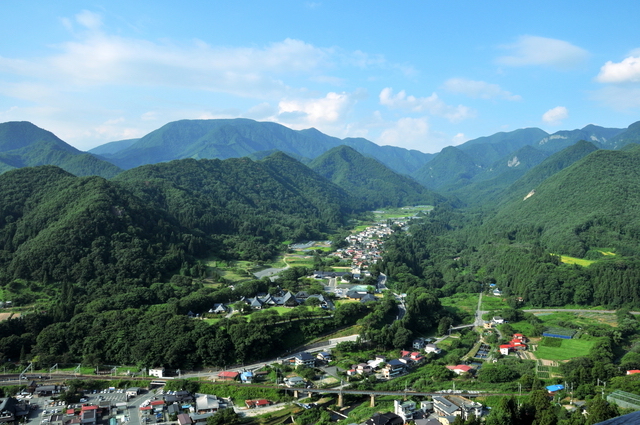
[456,127,549,166]
[448,145,550,205]
[95,118,433,175]
[0,154,366,294]
[0,122,122,178]
[0,166,192,293]
[308,145,446,209]
[87,138,139,156]
[497,140,600,205]
[486,148,640,257]
[410,146,478,189]
[534,125,623,152]
[603,120,640,149]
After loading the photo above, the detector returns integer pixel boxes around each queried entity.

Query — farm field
[534,338,597,361]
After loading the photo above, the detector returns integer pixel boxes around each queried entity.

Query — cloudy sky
[1,1,639,153]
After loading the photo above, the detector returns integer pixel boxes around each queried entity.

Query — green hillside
[411,146,479,189]
[603,120,640,149]
[308,145,445,209]
[450,145,550,204]
[488,148,640,256]
[497,139,599,205]
[0,122,122,178]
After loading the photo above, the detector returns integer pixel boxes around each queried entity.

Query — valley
[2,119,640,424]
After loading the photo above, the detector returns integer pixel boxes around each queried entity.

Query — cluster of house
[204,290,335,316]
[365,395,483,425]
[499,333,528,356]
[330,221,406,279]
[346,350,426,380]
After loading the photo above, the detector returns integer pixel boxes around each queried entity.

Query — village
[4,209,640,425]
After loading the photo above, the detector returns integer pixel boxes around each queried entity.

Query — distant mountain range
[3,117,640,209]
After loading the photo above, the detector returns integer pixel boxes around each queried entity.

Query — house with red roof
[217,371,239,381]
[446,365,473,375]
[627,370,640,375]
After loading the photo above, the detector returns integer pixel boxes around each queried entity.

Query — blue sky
[1,1,640,153]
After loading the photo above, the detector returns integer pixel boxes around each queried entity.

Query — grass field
[535,338,597,361]
[441,293,508,317]
[559,255,595,267]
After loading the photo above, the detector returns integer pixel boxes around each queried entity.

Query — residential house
[382,359,405,378]
[177,413,192,425]
[365,412,404,425]
[293,352,316,367]
[433,395,482,420]
[355,363,373,375]
[413,338,426,350]
[393,400,417,422]
[316,352,332,363]
[0,398,29,423]
[216,371,239,381]
[446,365,473,375]
[245,399,271,409]
[283,376,306,387]
[195,394,222,413]
[240,371,253,384]
[360,294,378,303]
[492,316,505,324]
[424,344,442,355]
[209,304,227,314]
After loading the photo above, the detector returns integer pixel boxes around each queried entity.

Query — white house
[149,368,165,378]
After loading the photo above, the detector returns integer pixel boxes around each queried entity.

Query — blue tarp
[546,384,564,392]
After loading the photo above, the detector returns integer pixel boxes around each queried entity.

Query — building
[240,371,253,384]
[217,371,239,381]
[149,368,165,378]
[126,388,141,398]
[0,398,29,423]
[433,395,482,420]
[283,376,306,387]
[316,352,332,362]
[195,394,222,413]
[424,344,442,355]
[446,365,473,375]
[393,400,417,422]
[382,359,405,378]
[546,384,564,394]
[293,352,316,367]
[365,412,404,425]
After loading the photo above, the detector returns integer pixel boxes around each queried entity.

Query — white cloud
[542,106,568,125]
[378,117,430,150]
[277,91,357,127]
[497,35,589,70]
[379,88,475,122]
[75,10,103,31]
[452,133,467,146]
[596,56,640,83]
[443,78,521,101]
